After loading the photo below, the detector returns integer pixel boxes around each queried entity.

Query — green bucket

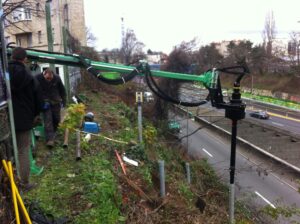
[30,130,44,175]
[33,125,45,139]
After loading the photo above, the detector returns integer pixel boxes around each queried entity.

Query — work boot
[46,140,54,148]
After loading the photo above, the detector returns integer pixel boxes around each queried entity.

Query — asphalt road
[178,116,300,223]
[179,84,300,135]
[246,109,300,135]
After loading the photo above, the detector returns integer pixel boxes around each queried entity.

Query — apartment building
[3,0,87,91]
[4,0,86,52]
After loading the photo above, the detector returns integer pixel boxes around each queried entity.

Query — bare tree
[2,0,45,31]
[196,43,223,73]
[86,27,97,47]
[288,31,300,65]
[120,29,145,65]
[262,11,276,58]
[152,40,197,122]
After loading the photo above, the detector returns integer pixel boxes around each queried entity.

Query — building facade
[4,0,86,52]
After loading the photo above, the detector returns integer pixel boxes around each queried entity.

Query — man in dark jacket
[8,47,42,189]
[36,68,66,147]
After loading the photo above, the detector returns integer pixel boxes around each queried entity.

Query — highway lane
[246,109,300,135]
[179,84,300,134]
[178,116,300,223]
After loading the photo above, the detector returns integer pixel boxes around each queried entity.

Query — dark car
[249,111,270,120]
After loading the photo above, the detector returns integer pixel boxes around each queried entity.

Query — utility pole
[121,17,125,47]
[251,74,253,94]
[186,108,189,154]
[45,0,55,71]
[62,26,70,104]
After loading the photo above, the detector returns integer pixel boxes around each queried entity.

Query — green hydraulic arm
[6,47,215,88]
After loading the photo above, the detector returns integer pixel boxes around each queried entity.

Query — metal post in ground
[63,128,69,148]
[136,92,143,143]
[185,162,191,184]
[76,130,81,160]
[186,108,189,154]
[158,160,165,197]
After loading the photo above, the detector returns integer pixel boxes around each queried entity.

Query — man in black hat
[36,68,66,147]
[8,47,42,190]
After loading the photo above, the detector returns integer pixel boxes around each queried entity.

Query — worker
[8,47,42,190]
[36,68,66,147]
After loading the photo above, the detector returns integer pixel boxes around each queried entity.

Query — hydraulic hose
[77,55,138,85]
[144,64,207,107]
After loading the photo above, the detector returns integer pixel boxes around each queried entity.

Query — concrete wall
[243,87,300,103]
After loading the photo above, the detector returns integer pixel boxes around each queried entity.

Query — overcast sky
[84,0,300,53]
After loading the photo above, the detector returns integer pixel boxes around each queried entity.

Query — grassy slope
[25,87,255,223]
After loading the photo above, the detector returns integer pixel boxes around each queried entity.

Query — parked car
[249,111,270,120]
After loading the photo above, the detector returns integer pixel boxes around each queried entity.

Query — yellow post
[2,160,32,224]
[8,161,20,224]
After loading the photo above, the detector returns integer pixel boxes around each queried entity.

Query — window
[27,33,32,47]
[24,8,31,20]
[12,8,24,22]
[16,33,32,48]
[38,31,42,44]
[12,7,32,22]
[16,36,22,46]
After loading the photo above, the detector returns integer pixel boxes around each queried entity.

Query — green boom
[7,47,215,88]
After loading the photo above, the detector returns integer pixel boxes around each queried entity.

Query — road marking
[255,191,276,209]
[271,174,298,191]
[271,121,284,127]
[268,112,300,123]
[237,152,299,192]
[202,148,213,158]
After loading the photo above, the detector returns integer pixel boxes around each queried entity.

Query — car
[249,111,270,120]
[168,120,181,133]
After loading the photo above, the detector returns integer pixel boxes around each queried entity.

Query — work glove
[43,102,50,110]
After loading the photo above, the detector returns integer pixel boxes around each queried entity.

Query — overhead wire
[178,116,226,141]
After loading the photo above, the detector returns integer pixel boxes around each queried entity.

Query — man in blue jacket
[8,47,42,190]
[36,68,66,147]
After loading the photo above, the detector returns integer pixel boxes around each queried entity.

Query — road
[179,84,300,135]
[246,109,300,135]
[178,116,300,223]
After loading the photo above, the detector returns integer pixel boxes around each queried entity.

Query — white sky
[84,0,300,53]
